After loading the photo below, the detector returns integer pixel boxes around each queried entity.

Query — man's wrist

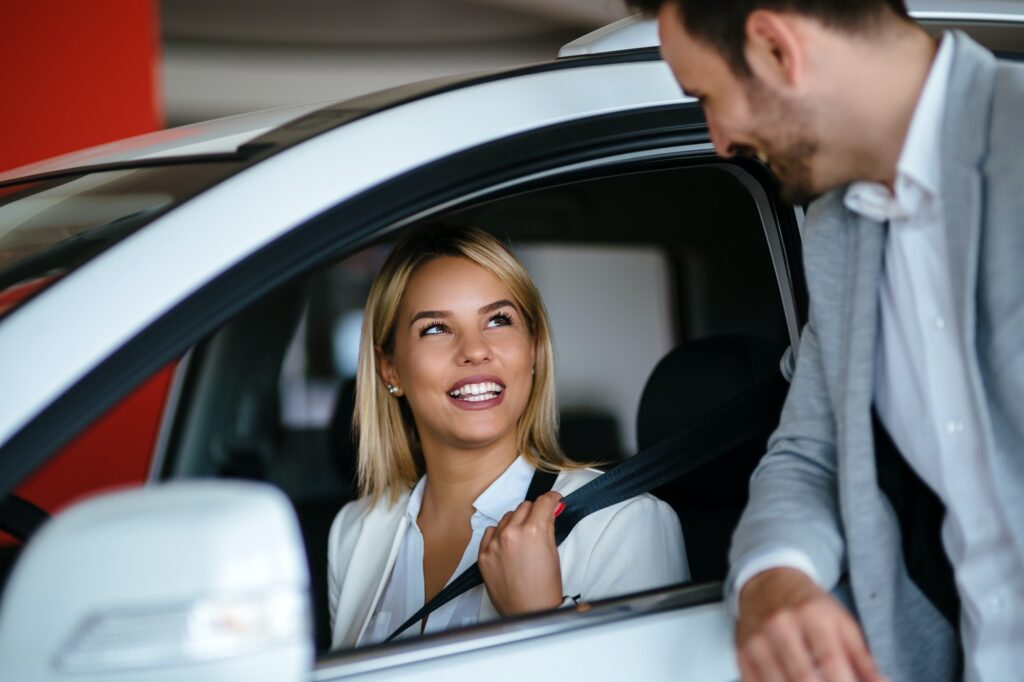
[729,548,821,616]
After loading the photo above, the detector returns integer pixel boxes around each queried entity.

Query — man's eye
[420,321,448,336]
[487,312,514,328]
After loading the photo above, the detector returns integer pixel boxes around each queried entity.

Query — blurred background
[0,0,631,172]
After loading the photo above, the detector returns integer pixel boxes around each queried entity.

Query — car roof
[0,60,645,187]
[0,102,327,185]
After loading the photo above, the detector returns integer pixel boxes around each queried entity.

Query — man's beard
[746,81,821,205]
[768,137,819,205]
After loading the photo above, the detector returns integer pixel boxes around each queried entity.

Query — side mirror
[0,481,312,682]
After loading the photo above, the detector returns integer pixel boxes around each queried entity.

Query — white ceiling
[161,0,631,124]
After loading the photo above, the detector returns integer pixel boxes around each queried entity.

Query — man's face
[658,5,823,204]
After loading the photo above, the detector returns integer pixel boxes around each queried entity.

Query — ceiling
[161,0,632,125]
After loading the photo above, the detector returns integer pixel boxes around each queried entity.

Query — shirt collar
[897,33,953,197]
[472,455,535,523]
[844,34,953,222]
[405,455,535,525]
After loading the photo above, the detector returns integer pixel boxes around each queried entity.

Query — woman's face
[380,256,537,454]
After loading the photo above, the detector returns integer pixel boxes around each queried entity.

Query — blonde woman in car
[327,224,687,649]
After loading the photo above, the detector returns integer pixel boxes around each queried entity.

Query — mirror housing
[0,481,312,682]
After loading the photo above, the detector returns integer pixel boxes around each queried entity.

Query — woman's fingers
[479,524,497,554]
[495,509,516,534]
[525,492,562,529]
[508,499,534,526]
[477,491,564,616]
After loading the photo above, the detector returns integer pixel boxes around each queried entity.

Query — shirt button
[986,596,1005,614]
[934,316,946,330]
[945,420,964,435]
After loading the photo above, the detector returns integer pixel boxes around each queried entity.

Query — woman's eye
[487,312,514,328]
[419,321,448,337]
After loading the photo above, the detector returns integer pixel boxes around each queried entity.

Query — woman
[327,224,687,650]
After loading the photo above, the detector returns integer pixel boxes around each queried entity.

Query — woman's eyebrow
[409,300,515,326]
[479,299,516,314]
[409,309,449,326]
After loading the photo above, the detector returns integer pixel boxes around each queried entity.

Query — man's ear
[744,10,805,91]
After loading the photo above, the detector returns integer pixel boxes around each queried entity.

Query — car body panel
[0,60,688,457]
[314,586,736,681]
[0,102,326,185]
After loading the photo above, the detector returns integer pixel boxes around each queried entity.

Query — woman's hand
[478,491,564,616]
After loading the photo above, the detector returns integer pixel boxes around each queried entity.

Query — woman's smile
[447,374,506,410]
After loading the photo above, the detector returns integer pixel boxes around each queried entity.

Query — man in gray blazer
[627,0,1024,680]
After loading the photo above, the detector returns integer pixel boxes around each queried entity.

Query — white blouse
[362,456,536,644]
[328,458,689,650]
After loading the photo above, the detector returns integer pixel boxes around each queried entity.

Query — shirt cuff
[729,548,821,617]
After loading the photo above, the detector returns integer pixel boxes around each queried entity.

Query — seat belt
[386,372,788,642]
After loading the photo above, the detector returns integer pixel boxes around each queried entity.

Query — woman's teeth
[449,382,503,401]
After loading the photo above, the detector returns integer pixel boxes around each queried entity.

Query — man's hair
[626,0,910,75]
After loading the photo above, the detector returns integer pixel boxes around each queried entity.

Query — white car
[0,6,1021,681]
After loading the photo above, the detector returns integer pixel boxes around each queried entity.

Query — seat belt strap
[386,372,787,642]
[385,468,557,641]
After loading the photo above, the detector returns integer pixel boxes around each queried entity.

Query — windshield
[0,163,240,318]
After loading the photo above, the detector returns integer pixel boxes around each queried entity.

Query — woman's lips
[447,375,505,411]
[448,390,504,411]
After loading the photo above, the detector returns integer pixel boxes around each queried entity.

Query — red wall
[0,364,178,545]
[0,0,162,173]
[0,1,166,544]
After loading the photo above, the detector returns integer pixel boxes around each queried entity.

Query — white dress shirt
[362,455,535,645]
[329,460,688,650]
[732,35,1024,681]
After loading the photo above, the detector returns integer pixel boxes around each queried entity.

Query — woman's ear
[744,10,806,91]
[375,346,400,389]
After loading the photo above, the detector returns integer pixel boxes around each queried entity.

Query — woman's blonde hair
[354,224,580,504]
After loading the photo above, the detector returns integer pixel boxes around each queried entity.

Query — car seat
[636,334,787,584]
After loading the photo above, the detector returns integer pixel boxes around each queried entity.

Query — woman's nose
[458,331,491,365]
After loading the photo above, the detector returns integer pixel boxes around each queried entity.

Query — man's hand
[736,568,888,682]
[478,491,564,616]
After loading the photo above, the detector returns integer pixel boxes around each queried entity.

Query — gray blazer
[727,32,1024,681]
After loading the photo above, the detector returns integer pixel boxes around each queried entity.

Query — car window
[149,159,790,656]
[0,163,240,319]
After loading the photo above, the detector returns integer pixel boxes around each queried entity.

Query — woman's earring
[387,384,400,396]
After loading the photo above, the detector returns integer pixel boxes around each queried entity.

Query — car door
[0,54,803,681]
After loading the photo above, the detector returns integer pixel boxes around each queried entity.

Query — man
[625,1,1024,681]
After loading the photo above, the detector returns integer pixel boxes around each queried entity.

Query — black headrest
[637,334,785,450]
